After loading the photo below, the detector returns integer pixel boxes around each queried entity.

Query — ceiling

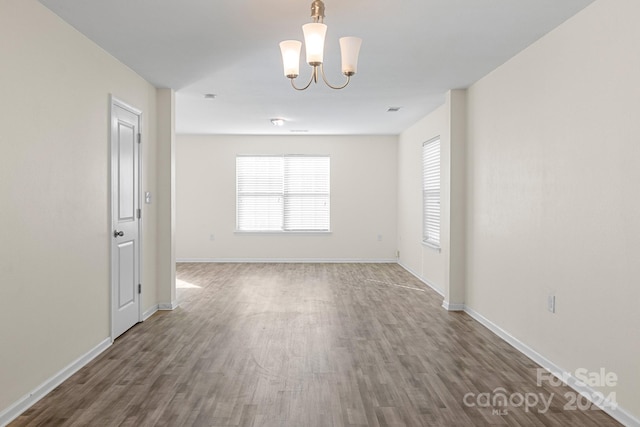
[39,0,594,135]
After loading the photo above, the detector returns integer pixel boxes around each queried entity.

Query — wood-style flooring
[11,263,621,426]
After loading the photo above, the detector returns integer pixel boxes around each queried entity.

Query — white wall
[176,135,398,261]
[465,0,640,419]
[0,0,163,416]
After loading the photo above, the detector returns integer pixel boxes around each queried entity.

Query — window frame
[236,154,331,233]
[422,137,441,250]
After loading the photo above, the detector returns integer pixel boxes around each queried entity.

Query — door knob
[114,230,124,238]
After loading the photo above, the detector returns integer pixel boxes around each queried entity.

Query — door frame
[109,95,143,342]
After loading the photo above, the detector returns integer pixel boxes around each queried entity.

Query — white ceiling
[39,0,594,135]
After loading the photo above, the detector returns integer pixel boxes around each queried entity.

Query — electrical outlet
[547,295,556,313]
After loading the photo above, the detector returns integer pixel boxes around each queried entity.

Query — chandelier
[279,0,362,91]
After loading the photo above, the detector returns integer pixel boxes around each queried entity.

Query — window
[422,137,440,247]
[236,155,330,232]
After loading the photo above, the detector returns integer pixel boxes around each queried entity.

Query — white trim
[464,306,640,427]
[396,263,465,312]
[158,302,179,310]
[397,261,445,297]
[234,231,332,235]
[421,241,441,253]
[422,136,441,246]
[0,338,111,427]
[142,305,159,320]
[176,258,397,264]
[111,96,142,116]
[442,301,465,311]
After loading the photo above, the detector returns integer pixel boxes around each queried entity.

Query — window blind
[284,156,330,231]
[236,155,330,232]
[422,138,440,246]
[236,156,284,231]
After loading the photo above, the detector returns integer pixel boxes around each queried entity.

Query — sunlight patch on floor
[176,279,201,289]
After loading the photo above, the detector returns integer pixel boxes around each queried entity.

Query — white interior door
[111,98,141,339]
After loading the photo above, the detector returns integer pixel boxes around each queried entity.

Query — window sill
[235,230,332,235]
[422,241,441,253]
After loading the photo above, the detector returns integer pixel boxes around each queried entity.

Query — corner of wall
[156,89,177,308]
[442,89,467,308]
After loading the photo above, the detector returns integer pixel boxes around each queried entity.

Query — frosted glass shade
[302,23,327,65]
[279,40,302,77]
[339,37,362,75]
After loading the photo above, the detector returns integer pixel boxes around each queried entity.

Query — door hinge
[137,208,141,219]
[138,283,142,294]
[137,133,142,144]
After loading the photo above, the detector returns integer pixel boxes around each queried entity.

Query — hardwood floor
[11,263,620,426]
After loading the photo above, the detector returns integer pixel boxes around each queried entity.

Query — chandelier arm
[319,64,351,90]
[290,65,319,91]
[290,77,314,91]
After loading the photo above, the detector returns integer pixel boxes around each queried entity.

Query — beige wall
[2,0,638,423]
[176,135,398,261]
[465,0,640,418]
[397,106,447,294]
[156,89,177,307]
[0,0,162,414]
[396,89,467,307]
[398,0,639,421]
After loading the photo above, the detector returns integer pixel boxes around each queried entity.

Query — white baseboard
[158,301,179,310]
[0,338,111,427]
[442,301,465,311]
[176,258,397,264]
[142,305,159,320]
[464,306,639,427]
[396,261,445,297]
[397,263,465,311]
